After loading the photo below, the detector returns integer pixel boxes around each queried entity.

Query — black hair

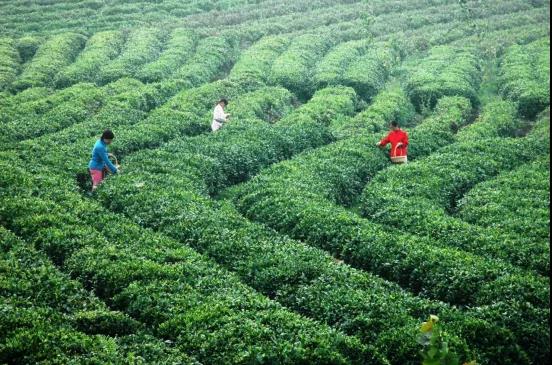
[390,121,400,128]
[219,98,229,106]
[101,129,115,140]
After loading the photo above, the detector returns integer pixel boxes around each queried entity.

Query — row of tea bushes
[136,28,197,83]
[360,108,550,275]
[0,226,200,364]
[11,32,86,91]
[229,35,291,83]
[406,46,481,111]
[0,156,379,365]
[170,36,239,86]
[458,156,550,244]
[94,89,526,364]
[0,37,20,91]
[0,82,104,148]
[225,97,549,362]
[97,27,167,85]
[15,78,180,170]
[330,84,416,139]
[270,33,334,99]
[499,37,550,118]
[54,30,126,88]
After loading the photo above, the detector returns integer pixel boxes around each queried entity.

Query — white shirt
[213,104,227,124]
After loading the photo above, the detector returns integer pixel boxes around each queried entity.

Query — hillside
[0,1,550,364]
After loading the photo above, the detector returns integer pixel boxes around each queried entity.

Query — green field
[0,1,550,364]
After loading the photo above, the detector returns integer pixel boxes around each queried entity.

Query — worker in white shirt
[211,98,230,132]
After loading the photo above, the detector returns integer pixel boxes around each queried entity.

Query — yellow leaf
[420,315,439,333]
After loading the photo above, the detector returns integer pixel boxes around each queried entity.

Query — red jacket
[379,129,409,158]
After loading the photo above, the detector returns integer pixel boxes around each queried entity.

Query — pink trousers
[89,169,105,188]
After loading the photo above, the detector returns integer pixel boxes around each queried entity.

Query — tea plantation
[0,1,550,364]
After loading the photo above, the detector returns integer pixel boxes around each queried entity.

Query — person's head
[218,98,228,108]
[390,121,400,131]
[101,129,115,145]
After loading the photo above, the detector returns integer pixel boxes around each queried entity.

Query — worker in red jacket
[376,121,409,164]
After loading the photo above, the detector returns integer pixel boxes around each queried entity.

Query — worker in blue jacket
[88,130,119,191]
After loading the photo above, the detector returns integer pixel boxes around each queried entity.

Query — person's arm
[377,134,391,148]
[100,145,118,173]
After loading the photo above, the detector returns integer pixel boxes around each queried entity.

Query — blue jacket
[88,139,118,173]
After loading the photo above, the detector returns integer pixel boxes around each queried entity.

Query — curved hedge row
[359,106,550,275]
[342,43,399,100]
[448,9,550,57]
[314,39,371,90]
[458,156,550,243]
[15,35,42,63]
[14,78,178,172]
[0,88,69,124]
[0,88,65,123]
[171,36,239,86]
[229,35,290,83]
[111,77,262,158]
[499,37,550,118]
[226,96,549,362]
[0,226,199,364]
[14,81,293,180]
[54,30,125,88]
[11,32,86,91]
[98,28,167,85]
[270,33,334,99]
[122,86,355,195]
[0,83,105,148]
[137,28,197,83]
[0,158,378,365]
[90,88,531,364]
[0,37,20,91]
[330,84,416,139]
[406,46,481,111]
[455,99,520,143]
[0,0,267,35]
[0,86,50,109]
[5,77,173,135]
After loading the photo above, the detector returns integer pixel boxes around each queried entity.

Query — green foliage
[0,226,197,364]
[455,99,520,143]
[15,35,42,62]
[171,36,239,86]
[0,83,105,148]
[55,30,126,88]
[406,46,481,111]
[137,28,197,83]
[226,95,546,362]
[499,37,550,118]
[270,33,334,99]
[458,156,550,243]
[0,164,375,365]
[98,28,167,85]
[229,35,290,83]
[0,1,549,364]
[12,33,86,91]
[407,96,473,159]
[15,78,182,174]
[418,316,474,365]
[330,84,416,139]
[360,111,550,275]
[342,43,399,100]
[0,37,20,90]
[314,39,372,89]
[111,77,263,157]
